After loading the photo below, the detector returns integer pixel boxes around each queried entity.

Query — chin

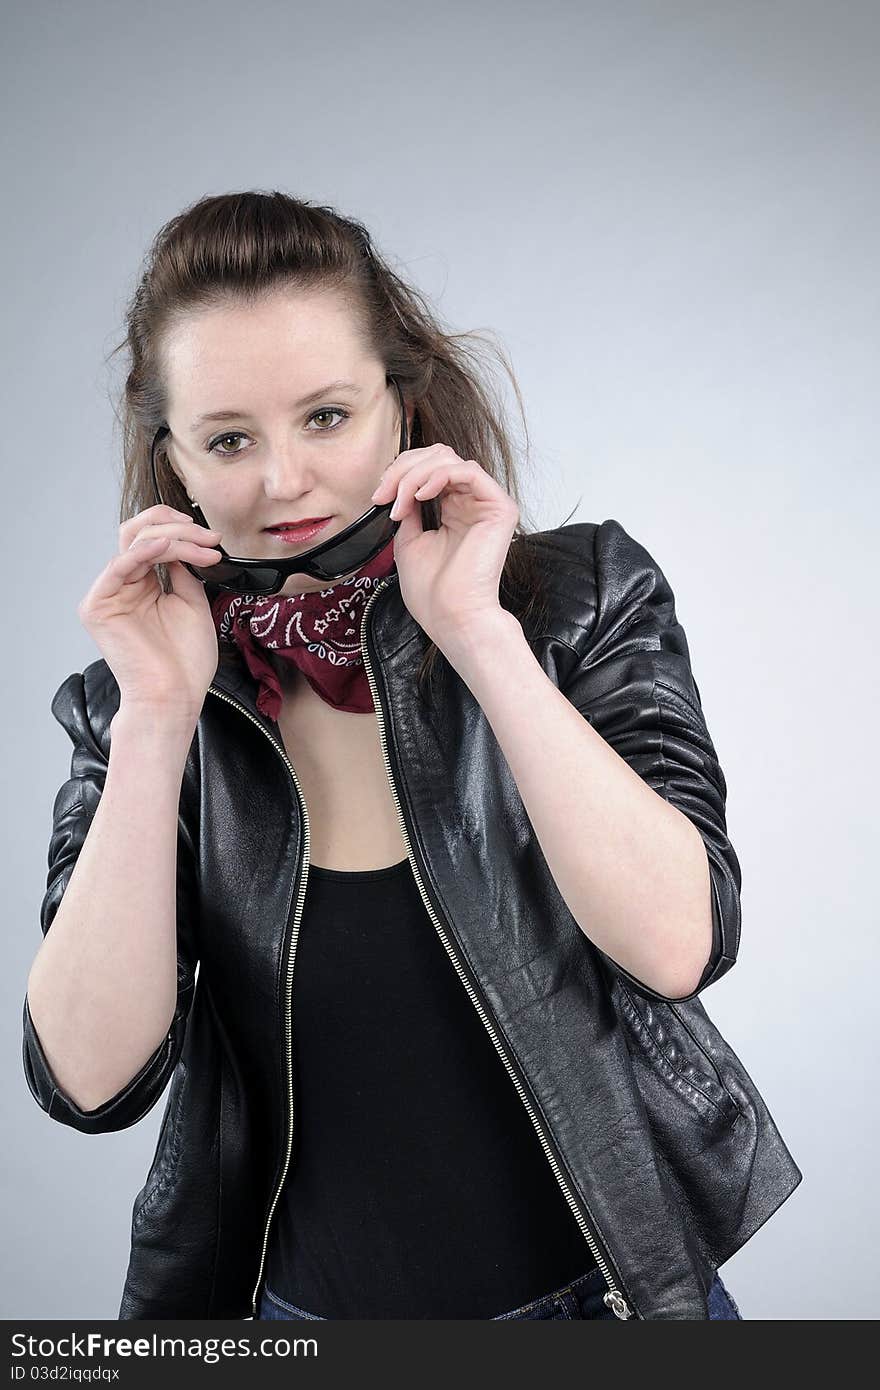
[280,577,326,597]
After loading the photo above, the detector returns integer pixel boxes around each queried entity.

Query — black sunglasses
[149,374,408,595]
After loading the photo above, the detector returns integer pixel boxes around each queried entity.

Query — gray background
[3,0,877,1320]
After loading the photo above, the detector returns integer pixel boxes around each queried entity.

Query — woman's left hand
[370,445,520,651]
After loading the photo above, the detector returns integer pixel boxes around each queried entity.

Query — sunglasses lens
[309,510,397,579]
[193,559,282,594]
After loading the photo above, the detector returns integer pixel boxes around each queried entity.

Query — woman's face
[162,287,412,597]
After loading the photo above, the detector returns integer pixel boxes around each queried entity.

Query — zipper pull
[603,1289,633,1319]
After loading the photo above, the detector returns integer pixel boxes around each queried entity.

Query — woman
[23,191,800,1321]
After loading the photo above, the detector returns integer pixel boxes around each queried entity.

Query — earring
[189,497,198,507]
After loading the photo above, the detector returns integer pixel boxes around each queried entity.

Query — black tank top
[262,857,597,1318]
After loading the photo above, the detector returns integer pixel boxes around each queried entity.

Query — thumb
[391,498,425,551]
[166,557,211,608]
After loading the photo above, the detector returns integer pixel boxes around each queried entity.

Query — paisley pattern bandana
[209,538,397,721]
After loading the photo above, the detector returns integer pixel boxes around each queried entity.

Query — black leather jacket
[23,517,802,1320]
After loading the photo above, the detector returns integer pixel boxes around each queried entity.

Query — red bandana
[209,538,397,721]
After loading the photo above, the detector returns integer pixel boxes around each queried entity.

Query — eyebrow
[188,379,364,432]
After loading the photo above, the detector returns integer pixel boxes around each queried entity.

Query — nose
[260,443,315,499]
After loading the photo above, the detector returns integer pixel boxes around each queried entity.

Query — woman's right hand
[77,505,226,720]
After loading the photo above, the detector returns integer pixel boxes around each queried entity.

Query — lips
[263,517,331,532]
[262,516,333,544]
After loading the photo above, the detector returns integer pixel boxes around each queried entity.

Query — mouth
[262,517,333,544]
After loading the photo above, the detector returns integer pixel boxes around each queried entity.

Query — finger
[88,537,221,603]
[124,534,223,570]
[118,518,221,555]
[117,537,223,589]
[370,444,450,503]
[86,536,170,604]
[392,460,491,517]
[165,555,213,604]
[119,505,198,548]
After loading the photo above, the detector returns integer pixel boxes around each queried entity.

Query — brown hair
[107,190,573,696]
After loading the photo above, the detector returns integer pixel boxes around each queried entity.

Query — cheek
[189,484,252,540]
[199,478,252,516]
[339,440,381,479]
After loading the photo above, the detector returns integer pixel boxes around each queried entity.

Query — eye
[306,407,349,432]
[206,408,349,456]
[207,431,249,456]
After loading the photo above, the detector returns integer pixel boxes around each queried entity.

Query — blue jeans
[258,1267,743,1320]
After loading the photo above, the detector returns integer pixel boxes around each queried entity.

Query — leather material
[22,517,802,1319]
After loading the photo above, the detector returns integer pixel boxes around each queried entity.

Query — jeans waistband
[262,1265,607,1321]
[490,1265,607,1319]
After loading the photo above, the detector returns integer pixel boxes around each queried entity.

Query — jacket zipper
[358,577,636,1321]
[208,572,637,1321]
[205,683,311,1321]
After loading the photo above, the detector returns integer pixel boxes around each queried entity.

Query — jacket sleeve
[555,518,741,1003]
[22,663,201,1133]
